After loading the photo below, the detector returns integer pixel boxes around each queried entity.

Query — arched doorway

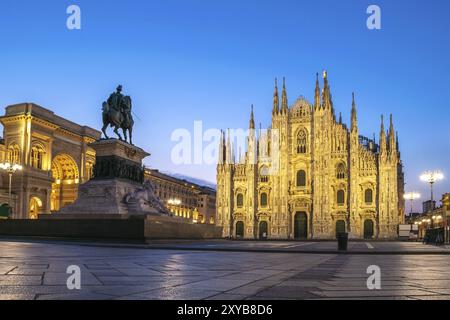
[259,221,268,240]
[29,197,42,219]
[294,212,308,239]
[364,219,374,239]
[51,154,80,211]
[336,220,346,237]
[236,221,244,238]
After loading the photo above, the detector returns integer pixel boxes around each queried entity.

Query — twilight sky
[0,0,449,210]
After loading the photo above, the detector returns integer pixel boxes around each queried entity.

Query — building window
[31,146,45,169]
[260,166,269,183]
[7,144,20,164]
[365,189,373,204]
[260,193,268,207]
[86,161,94,179]
[236,193,244,208]
[336,163,346,179]
[337,190,345,205]
[296,170,306,187]
[296,130,307,154]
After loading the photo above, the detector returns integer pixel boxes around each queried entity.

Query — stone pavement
[1,239,450,300]
[142,239,450,254]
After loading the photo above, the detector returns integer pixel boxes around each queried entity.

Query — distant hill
[161,172,217,190]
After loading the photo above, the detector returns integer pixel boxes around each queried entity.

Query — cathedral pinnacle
[281,77,288,113]
[272,78,279,115]
[314,73,321,109]
[249,104,255,130]
[351,92,357,131]
[322,70,331,110]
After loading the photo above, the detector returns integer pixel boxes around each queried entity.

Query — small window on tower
[365,189,373,204]
[337,190,345,205]
[336,163,346,179]
[236,193,244,208]
[260,166,269,183]
[296,170,306,187]
[260,193,268,207]
[296,130,307,154]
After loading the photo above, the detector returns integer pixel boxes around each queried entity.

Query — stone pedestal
[58,139,165,216]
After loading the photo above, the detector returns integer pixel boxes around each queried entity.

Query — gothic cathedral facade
[216,73,405,240]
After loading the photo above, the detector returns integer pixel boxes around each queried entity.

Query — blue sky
[1,0,449,210]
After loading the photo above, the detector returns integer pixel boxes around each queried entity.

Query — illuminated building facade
[0,103,100,219]
[216,73,405,239]
[144,169,216,224]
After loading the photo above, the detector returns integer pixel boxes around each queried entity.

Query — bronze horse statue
[101,96,134,145]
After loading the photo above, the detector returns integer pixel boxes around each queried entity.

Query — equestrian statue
[101,85,135,145]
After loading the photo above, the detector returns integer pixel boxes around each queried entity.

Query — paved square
[0,239,450,300]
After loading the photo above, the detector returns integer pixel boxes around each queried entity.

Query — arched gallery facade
[0,103,100,219]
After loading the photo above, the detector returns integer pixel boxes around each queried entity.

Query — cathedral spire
[314,73,321,110]
[226,128,233,164]
[379,115,386,154]
[339,112,342,124]
[322,70,331,110]
[281,77,288,114]
[351,92,357,132]
[218,130,224,164]
[389,114,396,152]
[272,78,279,115]
[249,104,255,129]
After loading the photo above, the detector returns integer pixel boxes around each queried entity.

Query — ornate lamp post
[420,170,444,212]
[403,191,421,218]
[0,162,23,217]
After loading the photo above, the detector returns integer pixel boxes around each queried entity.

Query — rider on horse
[102,85,134,145]
[107,85,124,113]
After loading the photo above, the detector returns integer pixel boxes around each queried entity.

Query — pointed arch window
[296,130,307,154]
[336,163,346,179]
[260,166,269,183]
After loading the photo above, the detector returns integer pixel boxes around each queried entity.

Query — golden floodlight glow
[0,163,23,172]
[404,192,421,201]
[420,170,444,183]
[167,198,181,206]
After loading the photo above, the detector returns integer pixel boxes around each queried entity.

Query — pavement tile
[116,288,221,300]
[0,275,42,286]
[37,292,114,300]
[43,272,102,286]
[254,285,320,299]
[311,289,441,298]
[208,293,248,300]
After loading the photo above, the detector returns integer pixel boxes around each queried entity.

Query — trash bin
[337,233,348,251]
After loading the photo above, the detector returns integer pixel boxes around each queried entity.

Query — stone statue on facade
[124,180,170,215]
[101,85,135,145]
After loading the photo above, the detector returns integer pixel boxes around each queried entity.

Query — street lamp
[0,162,23,217]
[420,170,444,211]
[167,198,181,206]
[403,191,421,218]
